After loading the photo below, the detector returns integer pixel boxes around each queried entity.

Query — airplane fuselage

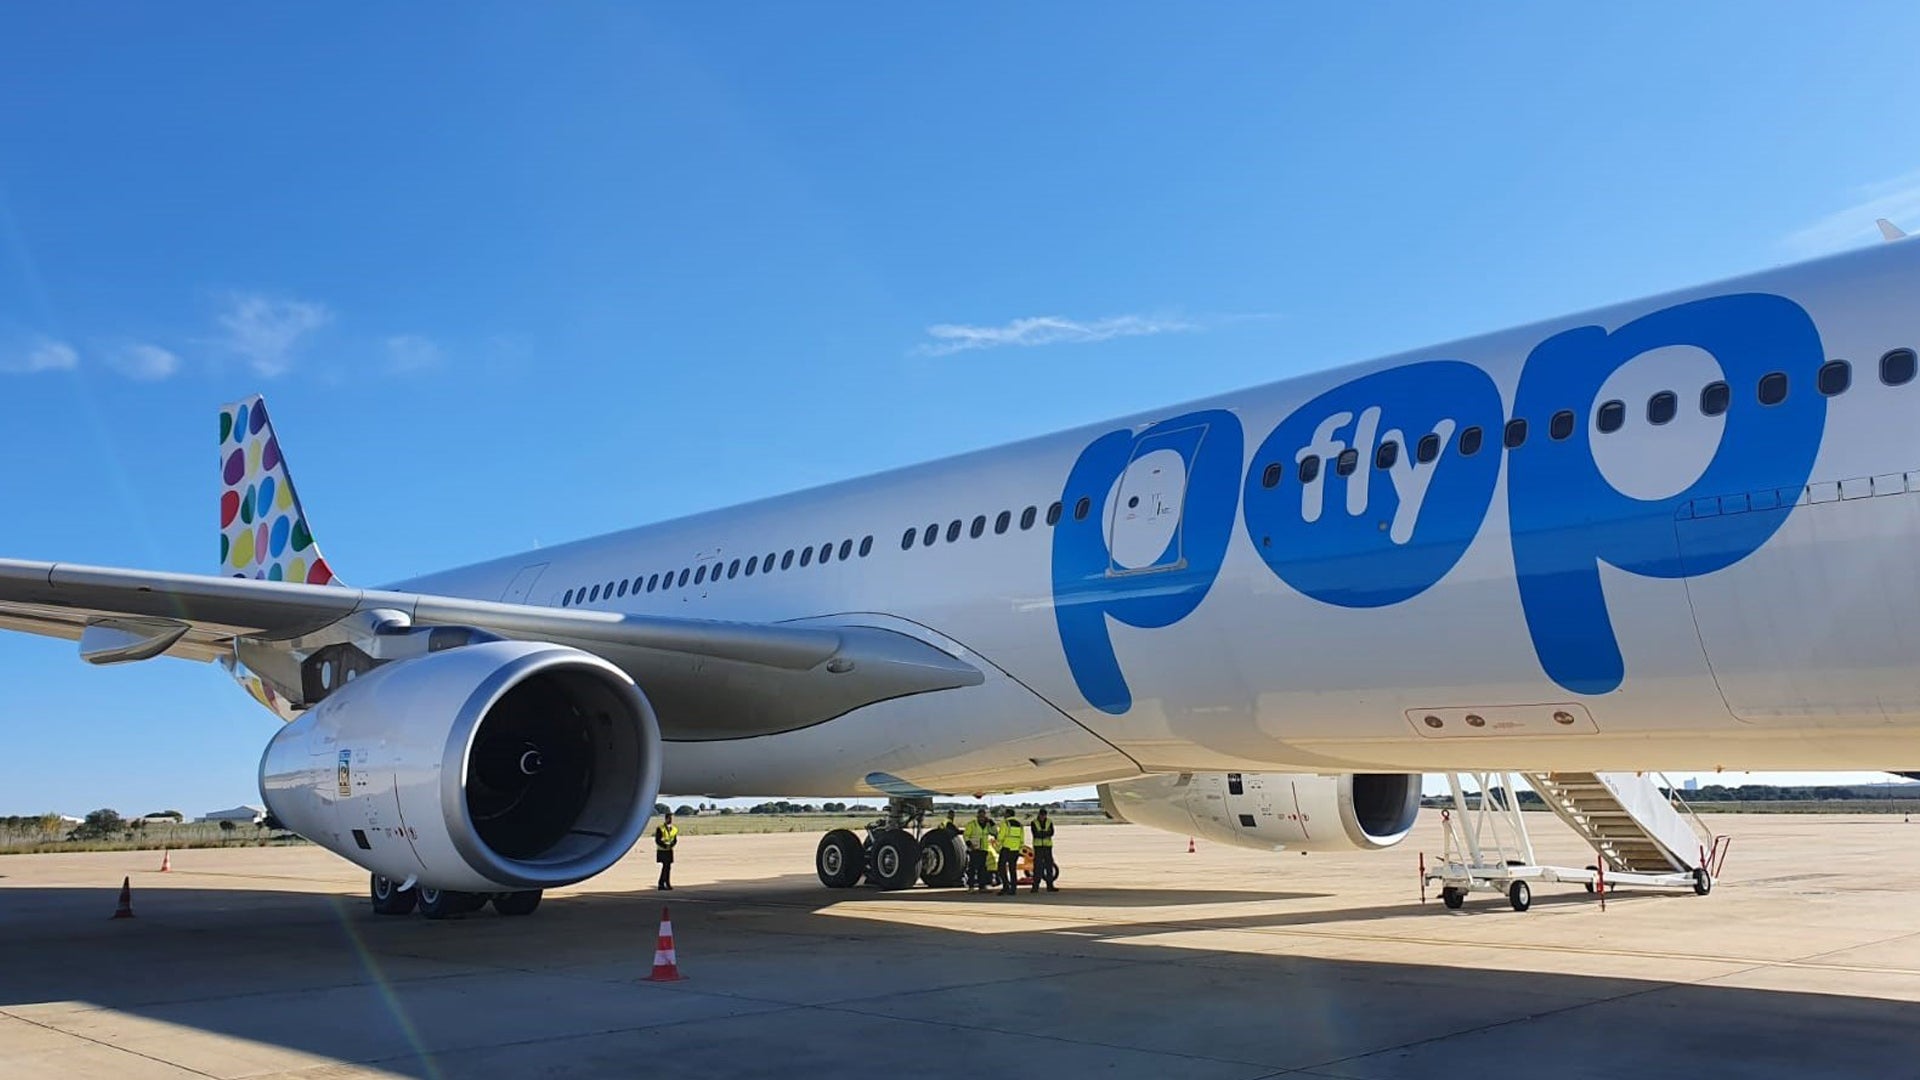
[398,240,1920,796]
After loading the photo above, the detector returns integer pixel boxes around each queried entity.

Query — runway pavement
[1,811,1916,1078]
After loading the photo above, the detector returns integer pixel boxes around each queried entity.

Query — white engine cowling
[260,639,662,892]
[1099,771,1421,853]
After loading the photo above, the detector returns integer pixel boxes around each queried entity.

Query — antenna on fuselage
[1877,218,1908,242]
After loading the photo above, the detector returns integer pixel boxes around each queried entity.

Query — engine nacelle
[1099,771,1421,853]
[260,639,662,892]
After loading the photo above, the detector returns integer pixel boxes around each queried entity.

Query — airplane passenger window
[995,510,1011,534]
[604,581,615,598]
[1758,371,1788,405]
[818,542,833,563]
[729,559,741,579]
[617,579,629,597]
[764,551,776,570]
[1647,391,1677,425]
[1047,502,1063,526]
[589,584,601,602]
[901,528,916,551]
[1261,463,1283,488]
[1881,348,1917,386]
[859,535,873,557]
[1549,410,1575,440]
[1375,441,1399,470]
[1459,426,1484,455]
[678,568,690,587]
[1416,433,1441,463]
[922,524,938,547]
[746,556,758,576]
[1074,496,1091,521]
[694,565,707,585]
[1503,419,1528,448]
[839,539,853,560]
[971,515,986,539]
[1335,448,1359,476]
[1700,381,1730,416]
[782,550,795,569]
[1298,454,1321,484]
[800,546,814,567]
[1596,400,1625,433]
[1020,506,1037,530]
[1818,360,1851,396]
[946,520,962,542]
[562,589,573,606]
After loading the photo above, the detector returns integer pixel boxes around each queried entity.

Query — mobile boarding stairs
[1423,772,1731,913]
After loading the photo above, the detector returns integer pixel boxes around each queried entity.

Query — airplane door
[500,562,549,604]
[1107,423,1209,575]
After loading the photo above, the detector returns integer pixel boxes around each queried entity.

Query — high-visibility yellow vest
[998,819,1025,851]
[655,824,678,850]
[964,820,994,850]
[1030,818,1055,848]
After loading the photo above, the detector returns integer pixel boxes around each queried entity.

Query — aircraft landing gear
[372,873,542,919]
[814,797,965,891]
[370,873,416,915]
[817,828,865,887]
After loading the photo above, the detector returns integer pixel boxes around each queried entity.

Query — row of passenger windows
[560,534,876,607]
[1255,350,1917,488]
[898,500,1085,550]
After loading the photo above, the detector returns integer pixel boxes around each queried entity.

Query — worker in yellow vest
[996,809,1025,896]
[1029,807,1058,893]
[654,812,678,890]
[962,807,996,892]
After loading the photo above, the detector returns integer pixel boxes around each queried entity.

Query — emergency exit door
[1107,423,1209,575]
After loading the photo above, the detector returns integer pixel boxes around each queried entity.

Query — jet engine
[1099,771,1421,853]
[260,639,662,892]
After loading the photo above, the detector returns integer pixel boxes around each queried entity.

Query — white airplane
[4,238,1917,917]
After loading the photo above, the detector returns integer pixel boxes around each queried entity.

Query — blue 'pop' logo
[1243,362,1505,607]
[1052,409,1243,714]
[1508,293,1827,694]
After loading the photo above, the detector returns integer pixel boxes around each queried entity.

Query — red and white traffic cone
[158,850,171,872]
[1187,837,1196,854]
[111,876,135,919]
[647,906,683,982]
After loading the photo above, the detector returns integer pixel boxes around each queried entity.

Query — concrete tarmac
[1,811,1917,1079]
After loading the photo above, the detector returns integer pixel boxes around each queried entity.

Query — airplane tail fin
[218,395,340,585]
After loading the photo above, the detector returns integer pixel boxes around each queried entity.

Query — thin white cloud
[110,342,180,381]
[384,333,443,374]
[0,336,79,374]
[213,292,331,377]
[1784,168,1920,257]
[912,313,1199,357]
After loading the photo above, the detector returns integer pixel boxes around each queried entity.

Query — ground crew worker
[996,808,1025,896]
[654,812,678,890]
[963,808,995,892]
[1029,807,1058,893]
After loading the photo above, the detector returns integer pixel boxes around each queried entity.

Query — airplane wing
[0,558,983,740]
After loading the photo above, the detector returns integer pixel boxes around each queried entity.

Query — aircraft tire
[1508,880,1531,912]
[921,832,967,887]
[417,886,478,919]
[817,828,865,888]
[867,828,921,891]
[492,890,543,916]
[370,874,416,916]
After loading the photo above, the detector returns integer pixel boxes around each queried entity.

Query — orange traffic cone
[111,876,135,919]
[1187,837,1196,854]
[646,906,683,982]
[158,850,171,872]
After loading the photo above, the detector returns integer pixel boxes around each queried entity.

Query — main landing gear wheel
[919,832,967,888]
[417,886,482,919]
[492,890,543,916]
[370,874,416,916]
[817,828,866,888]
[1441,886,1465,910]
[1508,880,1532,912]
[1693,868,1713,896]
[866,828,921,891]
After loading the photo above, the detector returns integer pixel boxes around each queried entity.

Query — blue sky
[3,6,1919,815]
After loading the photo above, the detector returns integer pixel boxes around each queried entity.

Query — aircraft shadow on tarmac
[0,881,1915,1080]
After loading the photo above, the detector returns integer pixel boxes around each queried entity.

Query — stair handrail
[1654,772,1720,851]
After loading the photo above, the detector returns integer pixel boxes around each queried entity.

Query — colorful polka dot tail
[218,395,341,587]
